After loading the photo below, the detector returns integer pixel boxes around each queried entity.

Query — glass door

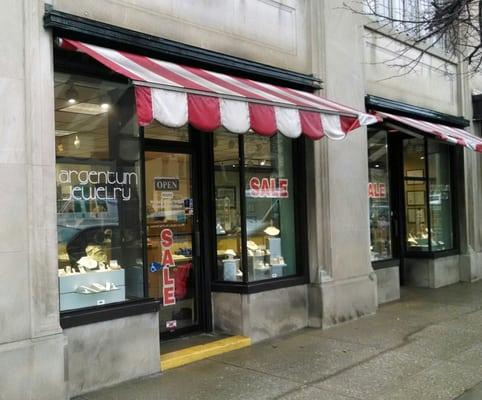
[144,150,199,336]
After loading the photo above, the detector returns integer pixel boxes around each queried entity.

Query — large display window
[403,137,455,252]
[55,72,145,312]
[214,132,299,283]
[368,130,392,261]
[368,127,457,263]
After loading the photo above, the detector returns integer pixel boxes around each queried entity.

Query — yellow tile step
[160,335,251,371]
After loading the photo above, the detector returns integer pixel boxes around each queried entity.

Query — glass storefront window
[214,132,298,282]
[368,130,392,261]
[244,134,296,281]
[428,142,453,251]
[55,72,145,311]
[403,137,429,252]
[213,132,243,281]
[144,120,189,141]
[402,137,454,253]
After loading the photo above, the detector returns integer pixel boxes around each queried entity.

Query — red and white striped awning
[59,38,379,140]
[376,111,482,152]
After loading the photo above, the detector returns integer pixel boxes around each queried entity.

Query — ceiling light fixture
[100,94,110,111]
[65,83,78,105]
[260,160,266,166]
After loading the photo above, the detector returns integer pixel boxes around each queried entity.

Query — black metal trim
[293,136,310,281]
[238,134,249,284]
[44,7,321,91]
[211,276,308,294]
[404,249,460,259]
[366,95,470,128]
[372,258,400,270]
[423,137,433,252]
[139,127,149,298]
[60,298,160,329]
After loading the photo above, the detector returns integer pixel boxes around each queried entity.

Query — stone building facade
[0,1,480,398]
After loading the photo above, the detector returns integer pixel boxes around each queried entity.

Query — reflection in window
[144,151,197,333]
[403,137,429,252]
[214,132,297,282]
[368,130,392,261]
[144,120,189,141]
[244,134,295,282]
[55,72,144,311]
[403,137,454,253]
[214,132,242,281]
[428,142,453,251]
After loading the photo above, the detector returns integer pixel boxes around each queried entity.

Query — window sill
[60,298,160,329]
[211,275,308,294]
[372,258,400,270]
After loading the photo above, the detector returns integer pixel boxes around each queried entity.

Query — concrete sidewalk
[75,281,482,400]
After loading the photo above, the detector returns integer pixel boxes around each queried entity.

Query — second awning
[376,111,482,152]
[59,38,379,140]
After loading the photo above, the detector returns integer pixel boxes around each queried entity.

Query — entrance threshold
[160,334,251,371]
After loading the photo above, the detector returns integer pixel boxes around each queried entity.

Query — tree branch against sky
[344,0,482,76]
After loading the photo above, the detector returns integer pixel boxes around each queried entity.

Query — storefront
[49,11,379,347]
[366,96,482,301]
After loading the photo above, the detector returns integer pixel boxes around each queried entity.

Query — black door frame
[141,129,213,341]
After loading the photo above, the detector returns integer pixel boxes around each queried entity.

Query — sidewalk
[75,281,482,400]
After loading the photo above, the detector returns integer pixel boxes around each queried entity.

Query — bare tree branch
[343,0,482,76]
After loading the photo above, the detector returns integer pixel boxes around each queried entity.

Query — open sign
[155,177,179,191]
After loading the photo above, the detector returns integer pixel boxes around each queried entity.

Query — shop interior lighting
[260,160,266,166]
[65,83,78,104]
[59,102,110,115]
[264,226,280,236]
[100,94,110,111]
[74,135,81,149]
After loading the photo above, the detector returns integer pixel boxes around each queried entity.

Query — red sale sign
[368,182,386,199]
[248,177,288,198]
[161,229,176,306]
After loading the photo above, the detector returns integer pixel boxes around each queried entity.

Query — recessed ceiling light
[65,83,78,105]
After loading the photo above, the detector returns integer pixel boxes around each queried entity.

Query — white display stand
[271,264,287,277]
[59,269,125,311]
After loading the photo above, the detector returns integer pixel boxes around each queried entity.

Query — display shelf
[59,269,125,311]
[75,287,120,294]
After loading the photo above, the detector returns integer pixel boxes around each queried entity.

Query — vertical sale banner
[161,228,176,306]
